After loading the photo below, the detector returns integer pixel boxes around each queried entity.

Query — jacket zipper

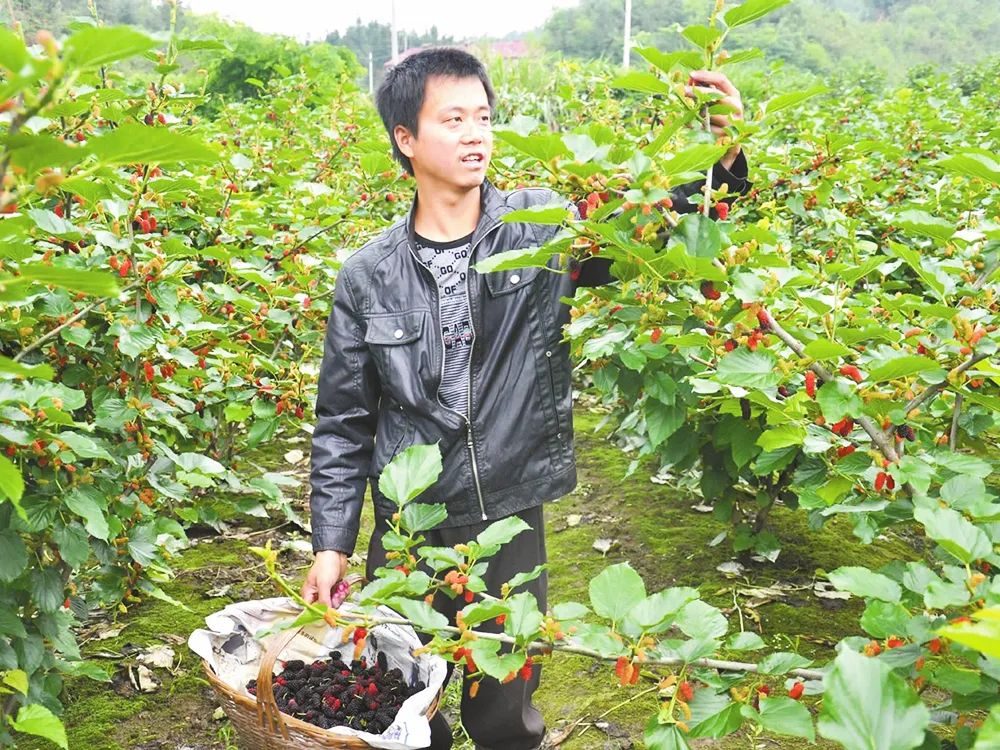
[409,221,502,521]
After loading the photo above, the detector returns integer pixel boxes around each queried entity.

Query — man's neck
[412,179,482,243]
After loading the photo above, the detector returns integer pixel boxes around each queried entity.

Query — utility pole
[368,50,374,93]
[623,0,632,69]
[390,0,399,63]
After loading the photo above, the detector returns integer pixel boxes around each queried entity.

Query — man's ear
[394,125,415,159]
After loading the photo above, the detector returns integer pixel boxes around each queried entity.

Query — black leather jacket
[310,155,749,553]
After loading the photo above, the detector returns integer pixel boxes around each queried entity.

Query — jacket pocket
[364,309,426,345]
[363,309,434,409]
[482,266,541,297]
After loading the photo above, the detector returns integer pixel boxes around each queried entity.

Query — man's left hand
[686,69,744,171]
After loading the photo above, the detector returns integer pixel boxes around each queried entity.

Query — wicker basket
[201,583,441,749]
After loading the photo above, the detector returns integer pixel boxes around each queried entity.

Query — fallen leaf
[206,584,233,598]
[95,624,125,641]
[716,561,745,576]
[137,645,175,669]
[129,664,160,693]
[592,538,619,556]
[691,503,714,513]
[813,581,851,600]
[284,449,305,464]
[566,514,582,527]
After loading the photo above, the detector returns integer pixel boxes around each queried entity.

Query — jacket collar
[405,178,507,254]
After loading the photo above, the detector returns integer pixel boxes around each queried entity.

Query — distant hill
[538,0,1000,80]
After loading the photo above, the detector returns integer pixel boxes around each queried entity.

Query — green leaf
[0,356,54,380]
[645,400,685,448]
[894,210,955,242]
[930,665,981,695]
[459,600,509,628]
[0,27,28,73]
[64,25,156,69]
[506,592,544,640]
[88,123,218,166]
[504,205,571,225]
[724,0,792,27]
[611,71,672,96]
[18,264,119,297]
[10,704,68,749]
[127,523,158,567]
[589,563,646,624]
[3,669,29,694]
[389,598,449,633]
[757,425,805,452]
[400,503,447,534]
[506,564,547,591]
[913,507,992,564]
[663,144,729,178]
[378,444,442,506]
[682,24,722,50]
[476,516,531,553]
[728,631,766,651]
[629,587,699,632]
[675,211,724,258]
[885,242,945,301]
[757,651,813,675]
[828,567,902,603]
[755,696,815,740]
[868,356,940,383]
[716,348,781,389]
[0,454,24,504]
[31,568,64,613]
[468,639,525,681]
[58,432,113,461]
[473,246,556,274]
[0,529,28,582]
[817,648,929,750]
[938,608,1000,660]
[860,601,912,639]
[64,487,110,540]
[763,85,827,116]
[645,717,692,750]
[803,339,853,360]
[675,599,728,640]
[494,130,569,162]
[816,379,863,422]
[934,152,1000,184]
[688,695,744,738]
[731,271,766,302]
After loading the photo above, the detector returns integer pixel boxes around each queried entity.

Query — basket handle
[255,573,364,738]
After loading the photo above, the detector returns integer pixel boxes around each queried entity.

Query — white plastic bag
[188,596,447,749]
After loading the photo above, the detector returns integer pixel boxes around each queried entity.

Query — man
[302,48,749,749]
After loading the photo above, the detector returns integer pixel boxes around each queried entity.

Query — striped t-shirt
[413,232,474,415]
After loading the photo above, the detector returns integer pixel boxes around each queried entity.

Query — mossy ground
[44,407,910,750]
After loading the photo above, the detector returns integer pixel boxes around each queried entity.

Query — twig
[949,393,963,450]
[14,282,141,362]
[322,609,827,681]
[898,352,990,423]
[757,310,901,463]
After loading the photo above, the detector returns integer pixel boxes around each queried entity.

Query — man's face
[396,75,493,190]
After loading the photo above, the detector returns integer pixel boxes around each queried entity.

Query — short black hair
[375,47,496,176]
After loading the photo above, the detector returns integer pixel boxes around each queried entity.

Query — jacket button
[510,274,520,285]
[545,350,552,357]
[393,329,403,339]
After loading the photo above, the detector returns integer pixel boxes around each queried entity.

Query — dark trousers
[366,505,547,750]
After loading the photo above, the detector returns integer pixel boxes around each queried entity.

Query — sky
[181,0,582,42]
